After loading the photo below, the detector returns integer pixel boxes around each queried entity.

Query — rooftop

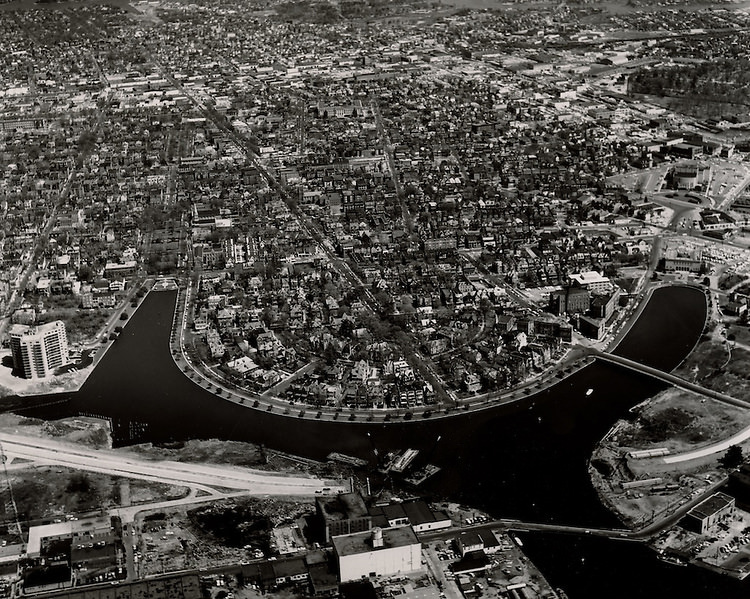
[27,516,113,556]
[9,320,65,339]
[318,492,369,522]
[332,526,418,557]
[688,492,735,520]
[569,271,609,285]
[402,500,444,526]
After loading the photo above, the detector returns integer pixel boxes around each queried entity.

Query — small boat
[586,388,594,396]
[657,553,687,567]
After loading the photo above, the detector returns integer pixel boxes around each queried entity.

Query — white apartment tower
[9,321,69,379]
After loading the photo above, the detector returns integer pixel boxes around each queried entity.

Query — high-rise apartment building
[9,321,69,379]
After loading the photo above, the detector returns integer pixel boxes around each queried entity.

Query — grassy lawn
[674,336,729,382]
[34,295,114,344]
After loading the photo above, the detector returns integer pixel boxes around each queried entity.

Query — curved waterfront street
[164,278,705,424]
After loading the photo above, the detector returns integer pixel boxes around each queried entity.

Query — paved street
[0,432,346,496]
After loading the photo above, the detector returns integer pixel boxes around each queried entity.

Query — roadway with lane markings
[0,432,346,496]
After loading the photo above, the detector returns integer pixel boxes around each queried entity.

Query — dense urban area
[4,0,750,596]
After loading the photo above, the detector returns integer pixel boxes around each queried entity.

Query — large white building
[569,271,612,294]
[9,320,69,379]
[333,527,421,582]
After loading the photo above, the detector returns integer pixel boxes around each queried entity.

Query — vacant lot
[7,466,188,527]
[615,387,750,453]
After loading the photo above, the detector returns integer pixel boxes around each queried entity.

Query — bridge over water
[417,477,729,545]
[586,348,750,410]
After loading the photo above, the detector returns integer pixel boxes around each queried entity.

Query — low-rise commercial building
[684,492,735,534]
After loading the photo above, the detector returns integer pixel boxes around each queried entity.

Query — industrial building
[317,493,372,543]
[369,500,452,534]
[684,492,735,534]
[333,527,422,582]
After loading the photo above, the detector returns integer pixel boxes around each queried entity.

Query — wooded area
[629,60,750,113]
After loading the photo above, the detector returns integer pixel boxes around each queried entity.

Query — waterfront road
[0,433,346,495]
[664,418,750,463]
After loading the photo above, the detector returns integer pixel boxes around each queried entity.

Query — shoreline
[585,280,750,578]
[167,277,681,424]
[1,276,696,428]
[0,279,154,399]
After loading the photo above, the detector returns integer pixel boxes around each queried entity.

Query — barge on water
[327,452,368,468]
[391,449,420,473]
[405,464,441,486]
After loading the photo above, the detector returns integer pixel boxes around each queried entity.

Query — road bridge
[587,348,750,410]
[419,477,729,546]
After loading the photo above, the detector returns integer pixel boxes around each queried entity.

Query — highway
[419,519,632,544]
[0,433,346,496]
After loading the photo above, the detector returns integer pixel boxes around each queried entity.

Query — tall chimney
[372,527,384,548]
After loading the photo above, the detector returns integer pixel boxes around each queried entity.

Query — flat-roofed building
[569,271,611,294]
[103,260,137,279]
[27,515,115,558]
[456,532,484,557]
[317,492,372,543]
[684,492,735,534]
[333,527,421,582]
[9,320,68,379]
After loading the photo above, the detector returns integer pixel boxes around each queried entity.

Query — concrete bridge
[417,477,729,545]
[587,348,750,410]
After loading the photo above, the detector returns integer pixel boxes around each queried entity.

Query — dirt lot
[612,387,750,453]
[124,439,266,468]
[590,442,723,527]
[0,413,111,448]
[589,386,750,527]
[123,440,344,479]
[135,497,315,576]
[6,465,188,528]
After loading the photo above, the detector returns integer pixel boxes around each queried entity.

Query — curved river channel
[25,284,750,597]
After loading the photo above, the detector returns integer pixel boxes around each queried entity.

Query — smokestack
[372,527,384,549]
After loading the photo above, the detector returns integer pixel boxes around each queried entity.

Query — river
[25,283,748,597]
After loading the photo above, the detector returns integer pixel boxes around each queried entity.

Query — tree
[66,473,92,494]
[721,445,744,469]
